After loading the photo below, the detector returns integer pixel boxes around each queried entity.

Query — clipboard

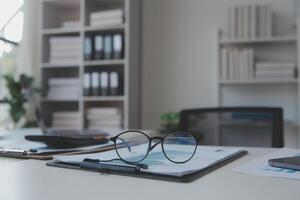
[46,150,247,183]
[0,144,116,160]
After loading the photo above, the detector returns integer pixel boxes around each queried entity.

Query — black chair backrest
[179,107,283,148]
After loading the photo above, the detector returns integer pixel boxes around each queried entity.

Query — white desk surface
[0,148,299,200]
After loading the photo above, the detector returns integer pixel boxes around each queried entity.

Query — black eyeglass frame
[110,130,198,164]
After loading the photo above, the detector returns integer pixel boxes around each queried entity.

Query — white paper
[54,144,244,177]
[233,148,300,181]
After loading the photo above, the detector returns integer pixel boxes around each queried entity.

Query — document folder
[47,147,247,183]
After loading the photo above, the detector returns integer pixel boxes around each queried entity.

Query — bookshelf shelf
[41,98,80,102]
[84,24,125,32]
[219,79,299,85]
[39,0,140,130]
[219,36,297,45]
[41,63,80,68]
[84,59,125,66]
[42,28,80,35]
[84,96,125,102]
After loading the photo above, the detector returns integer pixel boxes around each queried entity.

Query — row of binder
[84,71,122,96]
[84,33,124,61]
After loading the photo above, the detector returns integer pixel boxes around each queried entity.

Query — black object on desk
[25,133,109,148]
[269,156,300,171]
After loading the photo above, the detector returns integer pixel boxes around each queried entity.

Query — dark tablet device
[25,130,109,149]
[268,156,300,171]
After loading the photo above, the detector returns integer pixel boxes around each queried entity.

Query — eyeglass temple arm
[110,137,132,152]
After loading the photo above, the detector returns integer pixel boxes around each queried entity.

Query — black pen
[79,158,148,174]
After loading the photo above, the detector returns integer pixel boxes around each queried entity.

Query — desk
[0,148,299,200]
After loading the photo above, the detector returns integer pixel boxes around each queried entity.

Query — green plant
[160,112,179,133]
[3,74,37,127]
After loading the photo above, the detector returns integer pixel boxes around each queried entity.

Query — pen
[80,158,148,174]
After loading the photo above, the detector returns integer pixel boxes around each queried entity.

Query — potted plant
[3,74,38,128]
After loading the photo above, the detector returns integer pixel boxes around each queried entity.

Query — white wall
[141,0,297,129]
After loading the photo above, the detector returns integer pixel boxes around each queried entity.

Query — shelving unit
[38,0,140,131]
[217,5,300,147]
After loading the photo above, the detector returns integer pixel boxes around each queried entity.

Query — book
[256,62,296,70]
[221,48,228,79]
[90,18,123,27]
[228,7,235,38]
[255,70,295,79]
[266,6,273,37]
[248,49,254,79]
[90,9,123,21]
[62,20,80,28]
[53,111,81,121]
[87,107,120,116]
[48,78,80,86]
[250,5,258,38]
[228,49,235,79]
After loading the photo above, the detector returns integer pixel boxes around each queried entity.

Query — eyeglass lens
[115,131,149,163]
[162,132,197,163]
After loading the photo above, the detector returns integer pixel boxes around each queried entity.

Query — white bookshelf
[217,5,300,147]
[39,0,141,130]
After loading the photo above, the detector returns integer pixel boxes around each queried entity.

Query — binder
[94,35,104,60]
[104,35,112,59]
[112,34,123,59]
[83,72,91,96]
[84,36,93,60]
[91,72,100,96]
[100,71,109,96]
[109,72,119,95]
[47,150,247,183]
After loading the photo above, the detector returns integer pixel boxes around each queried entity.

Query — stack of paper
[255,62,296,79]
[233,148,300,181]
[220,47,254,80]
[52,111,81,129]
[62,20,80,28]
[47,78,80,100]
[49,36,81,64]
[89,9,124,27]
[87,107,122,132]
[228,4,273,39]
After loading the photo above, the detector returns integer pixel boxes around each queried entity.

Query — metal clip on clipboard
[79,158,148,174]
[0,148,37,156]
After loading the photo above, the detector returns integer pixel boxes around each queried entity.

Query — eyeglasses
[110,130,197,164]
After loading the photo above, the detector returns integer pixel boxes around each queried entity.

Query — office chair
[179,107,283,147]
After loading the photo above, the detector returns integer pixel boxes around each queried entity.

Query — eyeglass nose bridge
[149,137,163,152]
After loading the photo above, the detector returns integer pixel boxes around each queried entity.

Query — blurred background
[0,0,300,148]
